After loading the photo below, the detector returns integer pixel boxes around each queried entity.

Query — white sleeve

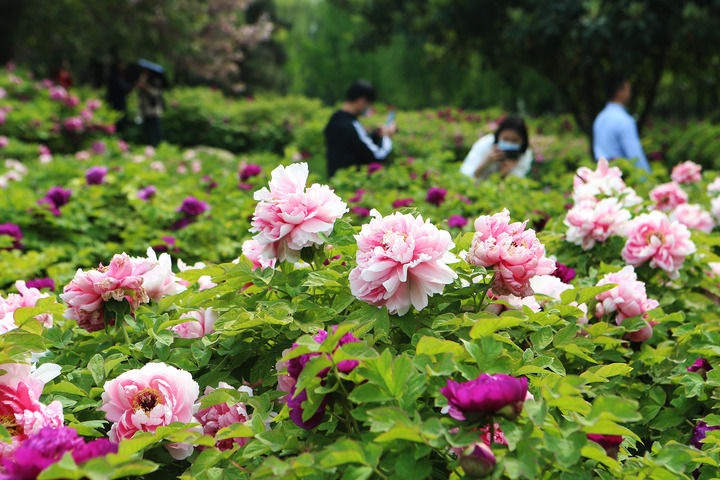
[511,149,533,178]
[352,121,392,160]
[460,135,493,177]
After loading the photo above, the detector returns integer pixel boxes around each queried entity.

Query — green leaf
[87,354,105,386]
[468,313,526,338]
[416,336,466,360]
[215,422,254,440]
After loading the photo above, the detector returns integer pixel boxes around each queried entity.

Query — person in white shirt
[460,116,533,180]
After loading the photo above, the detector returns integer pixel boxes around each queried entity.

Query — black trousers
[143,116,163,146]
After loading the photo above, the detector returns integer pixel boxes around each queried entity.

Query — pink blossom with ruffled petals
[467,209,555,297]
[708,177,720,194]
[100,362,199,460]
[242,239,276,271]
[60,253,155,332]
[0,364,64,459]
[349,210,458,315]
[650,182,688,211]
[670,204,714,233]
[572,158,641,206]
[171,308,217,338]
[196,382,253,450]
[671,161,702,184]
[63,116,83,133]
[596,266,653,322]
[621,211,696,278]
[138,248,185,301]
[564,198,631,250]
[711,196,720,224]
[0,281,53,332]
[250,163,347,262]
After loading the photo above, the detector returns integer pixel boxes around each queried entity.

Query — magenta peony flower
[137,185,157,201]
[86,99,102,111]
[457,442,496,478]
[196,382,253,450]
[671,161,702,184]
[100,362,199,460]
[171,308,217,339]
[351,206,371,217]
[426,187,447,206]
[649,182,688,211]
[392,198,413,208]
[441,374,529,421]
[552,262,576,283]
[91,141,106,155]
[621,211,696,278]
[348,189,366,203]
[288,386,327,430]
[448,215,468,228]
[691,421,720,449]
[63,116,83,133]
[688,358,712,378]
[564,198,630,250]
[0,280,53,332]
[241,239,276,271]
[587,434,623,458]
[170,217,194,231]
[38,186,72,216]
[349,210,458,315]
[0,364,64,458]
[65,95,80,108]
[1,426,84,478]
[0,223,22,250]
[85,166,107,185]
[466,209,555,297]
[71,437,117,464]
[670,204,714,233]
[239,164,262,181]
[60,252,155,332]
[368,163,383,174]
[177,196,210,217]
[24,278,55,291]
[250,163,347,262]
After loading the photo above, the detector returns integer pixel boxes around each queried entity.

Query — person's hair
[346,81,376,102]
[604,74,628,101]
[494,116,529,153]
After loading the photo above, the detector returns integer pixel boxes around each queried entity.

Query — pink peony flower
[91,141,106,155]
[587,434,623,458]
[0,137,8,149]
[707,177,720,194]
[60,253,155,332]
[275,348,295,395]
[564,198,631,250]
[456,443,496,477]
[195,382,253,450]
[368,163,383,174]
[0,281,53,332]
[670,204,714,233]
[621,211,696,278]
[63,117,83,133]
[100,362,199,460]
[65,95,80,108]
[250,163,347,262]
[671,161,702,184]
[349,210,458,315]
[171,308,217,338]
[86,99,102,110]
[649,182,688,211]
[595,266,656,323]
[572,158,641,206]
[48,86,67,100]
[139,248,185,301]
[466,209,555,297]
[241,239,276,271]
[0,364,64,458]
[117,140,129,153]
[197,276,217,291]
[711,196,720,224]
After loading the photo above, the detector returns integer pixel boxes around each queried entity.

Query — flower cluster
[564,198,631,250]
[349,210,458,315]
[250,163,347,262]
[572,158,641,206]
[196,382,253,450]
[466,209,555,297]
[0,281,53,334]
[649,182,688,211]
[669,203,714,233]
[621,211,696,278]
[595,266,659,342]
[671,160,702,184]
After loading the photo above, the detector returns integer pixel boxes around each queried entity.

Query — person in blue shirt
[593,76,651,172]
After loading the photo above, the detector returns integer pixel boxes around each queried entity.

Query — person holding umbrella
[136,59,166,146]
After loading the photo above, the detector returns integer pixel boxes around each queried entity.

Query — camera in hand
[497,140,522,160]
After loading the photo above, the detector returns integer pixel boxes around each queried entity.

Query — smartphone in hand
[385,111,396,126]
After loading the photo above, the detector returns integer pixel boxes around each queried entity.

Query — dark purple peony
[288,386,328,430]
[368,163,383,174]
[153,235,176,252]
[239,164,262,181]
[552,262,576,283]
[0,223,23,250]
[448,215,468,228]
[1,426,84,479]
[392,198,413,208]
[587,434,623,458]
[25,277,55,290]
[351,207,370,217]
[177,196,209,217]
[441,374,529,421]
[71,438,117,464]
[170,216,195,231]
[45,186,72,207]
[688,358,712,376]
[348,189,366,203]
[458,443,496,478]
[691,421,720,450]
[426,187,447,206]
[138,185,157,201]
[85,166,108,185]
